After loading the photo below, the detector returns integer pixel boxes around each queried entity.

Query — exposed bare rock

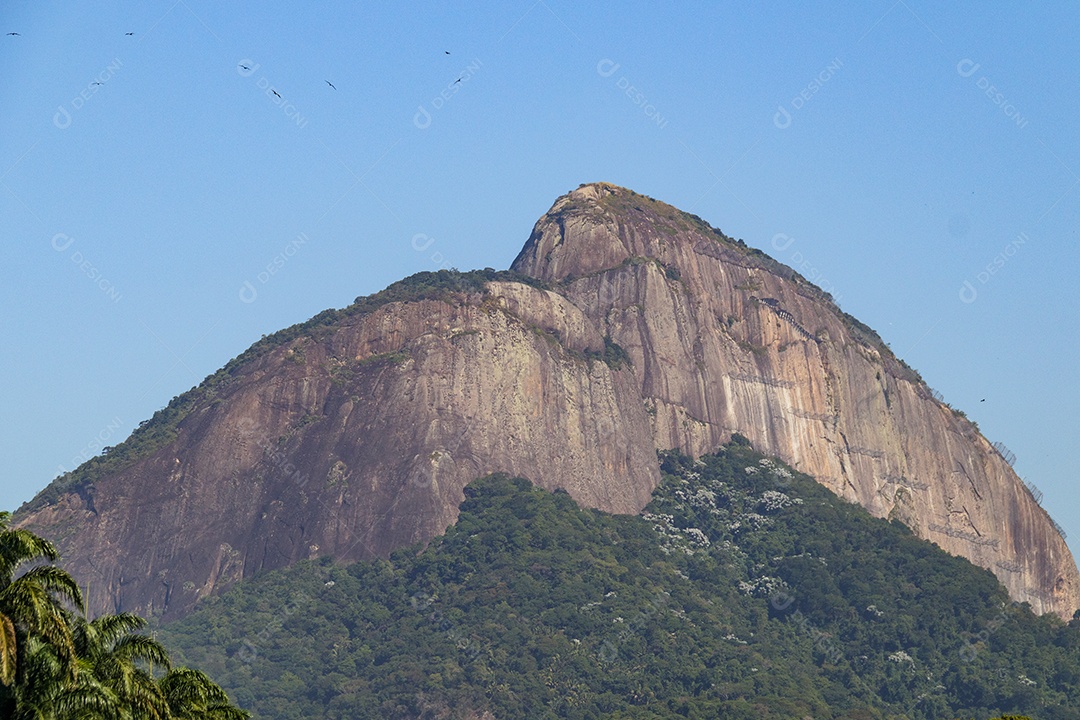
[18,182,1077,621]
[512,182,1079,618]
[20,287,657,620]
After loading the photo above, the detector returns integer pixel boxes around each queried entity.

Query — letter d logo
[958,280,978,304]
[51,233,74,251]
[596,59,620,78]
[771,233,795,251]
[239,281,258,304]
[956,59,980,78]
[414,105,432,130]
[773,106,792,129]
[54,106,72,130]
[770,591,795,611]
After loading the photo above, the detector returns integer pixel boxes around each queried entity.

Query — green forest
[0,511,247,719]
[153,441,1079,719]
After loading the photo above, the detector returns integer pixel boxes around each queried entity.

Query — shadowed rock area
[17,182,1079,621]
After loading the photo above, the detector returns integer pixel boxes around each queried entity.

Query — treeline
[158,442,1080,718]
[0,511,246,719]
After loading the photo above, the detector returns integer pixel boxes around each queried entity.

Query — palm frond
[0,529,60,584]
[111,634,171,669]
[17,566,83,610]
[0,613,16,686]
[89,613,146,645]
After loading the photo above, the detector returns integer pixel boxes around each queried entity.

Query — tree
[159,667,249,720]
[73,612,172,718]
[8,634,115,720]
[0,512,247,718]
[0,511,82,687]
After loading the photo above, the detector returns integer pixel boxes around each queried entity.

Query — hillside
[15,183,1078,620]
[158,441,1080,719]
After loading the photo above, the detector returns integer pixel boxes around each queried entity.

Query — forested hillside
[159,442,1080,719]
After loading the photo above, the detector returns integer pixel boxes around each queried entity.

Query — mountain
[15,182,1078,621]
[157,442,1080,719]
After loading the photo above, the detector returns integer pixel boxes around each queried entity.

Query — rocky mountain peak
[513,182,724,282]
[516,183,1079,618]
[17,185,1080,621]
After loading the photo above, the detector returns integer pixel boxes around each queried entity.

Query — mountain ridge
[16,182,1078,621]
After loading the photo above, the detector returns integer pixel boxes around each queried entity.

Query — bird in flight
[444,50,450,54]
[271,89,281,98]
[92,82,103,86]
[453,78,462,84]
[239,64,251,71]
[125,32,134,35]
[325,80,336,90]
[6,32,19,36]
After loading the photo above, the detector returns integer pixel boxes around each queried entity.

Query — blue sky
[2,2,1077,553]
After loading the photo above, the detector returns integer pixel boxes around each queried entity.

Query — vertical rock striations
[512,182,1079,617]
[16,182,1078,620]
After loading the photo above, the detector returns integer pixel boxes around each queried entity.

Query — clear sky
[2,2,1077,554]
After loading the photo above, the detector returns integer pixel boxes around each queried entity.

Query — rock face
[20,285,659,620]
[17,183,1079,621]
[511,183,1079,618]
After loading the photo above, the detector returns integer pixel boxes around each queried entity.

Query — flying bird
[239,64,251,71]
[6,32,19,36]
[444,50,450,54]
[271,89,281,98]
[125,32,134,35]
[325,80,336,90]
[980,399,986,402]
[92,82,103,86]
[453,78,462,84]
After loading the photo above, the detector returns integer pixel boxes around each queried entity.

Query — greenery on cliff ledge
[158,442,1080,719]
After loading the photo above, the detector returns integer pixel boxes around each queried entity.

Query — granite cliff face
[512,183,1079,618]
[17,183,1079,620]
[19,281,658,620]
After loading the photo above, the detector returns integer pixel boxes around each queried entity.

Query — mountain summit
[18,182,1079,620]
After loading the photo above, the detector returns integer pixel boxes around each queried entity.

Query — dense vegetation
[20,268,550,514]
[158,442,1079,719]
[0,511,246,718]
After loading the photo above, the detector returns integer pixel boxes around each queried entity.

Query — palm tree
[0,513,245,719]
[8,633,116,720]
[159,667,249,720]
[0,511,83,687]
[72,612,171,719]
